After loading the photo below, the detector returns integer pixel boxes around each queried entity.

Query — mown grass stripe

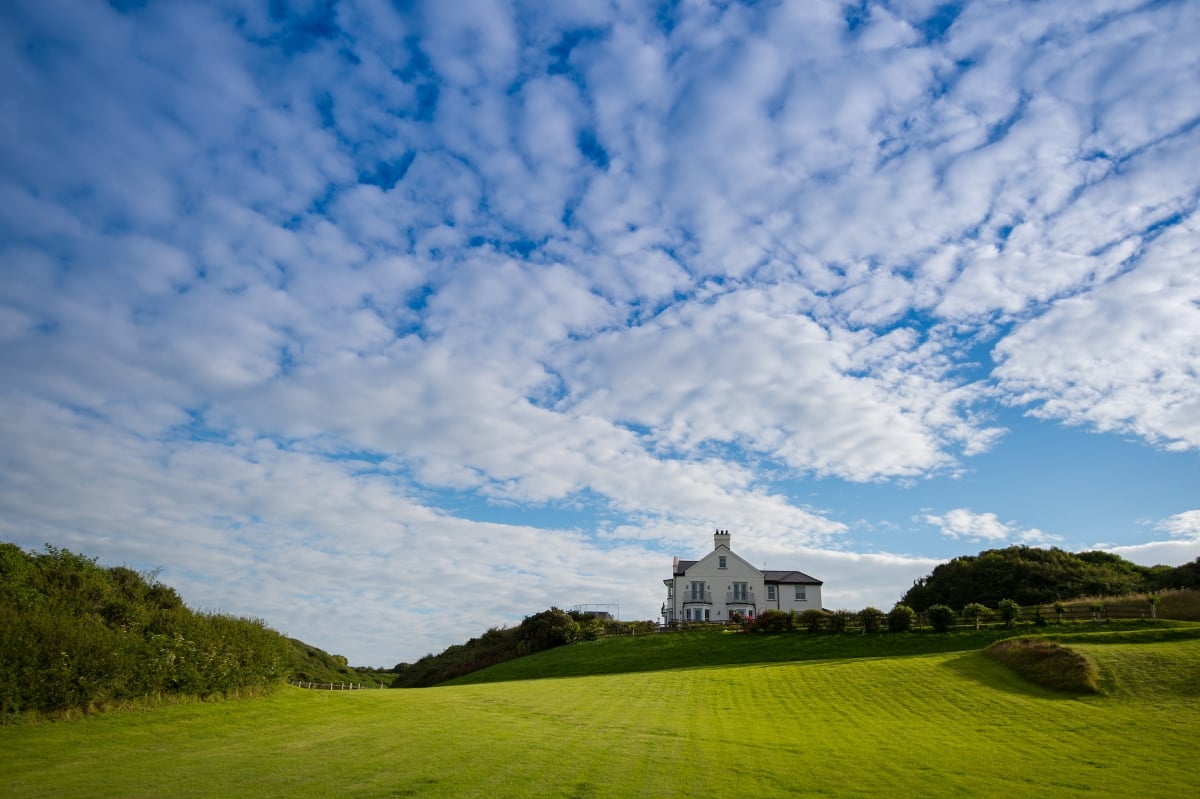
[3,638,1198,798]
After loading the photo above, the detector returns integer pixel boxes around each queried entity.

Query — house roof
[673,560,822,585]
[763,569,823,586]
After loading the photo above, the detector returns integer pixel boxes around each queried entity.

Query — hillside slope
[4,633,1198,798]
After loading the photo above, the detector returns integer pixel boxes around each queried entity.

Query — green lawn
[3,630,1199,798]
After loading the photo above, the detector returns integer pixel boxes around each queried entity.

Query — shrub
[997,598,1021,628]
[859,607,885,633]
[887,603,917,633]
[519,608,579,649]
[962,602,991,630]
[1,543,296,717]
[798,609,829,634]
[753,609,792,634]
[828,610,852,634]
[926,604,956,632]
[984,638,1099,693]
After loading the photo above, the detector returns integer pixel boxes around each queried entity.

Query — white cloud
[993,220,1200,450]
[924,508,1012,542]
[923,507,1062,546]
[1158,511,1200,539]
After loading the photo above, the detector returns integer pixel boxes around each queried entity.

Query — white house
[662,529,823,624]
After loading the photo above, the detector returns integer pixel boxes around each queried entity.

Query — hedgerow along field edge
[3,629,1199,798]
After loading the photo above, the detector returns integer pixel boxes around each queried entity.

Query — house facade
[661,530,823,624]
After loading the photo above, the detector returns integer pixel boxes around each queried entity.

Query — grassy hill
[4,623,1199,797]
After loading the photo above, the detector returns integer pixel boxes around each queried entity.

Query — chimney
[714,528,731,551]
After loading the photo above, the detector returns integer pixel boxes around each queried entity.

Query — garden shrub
[962,602,991,630]
[753,609,792,634]
[798,609,829,634]
[887,603,917,633]
[859,607,885,633]
[926,604,956,632]
[828,610,852,634]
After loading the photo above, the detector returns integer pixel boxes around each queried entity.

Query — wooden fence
[291,681,384,690]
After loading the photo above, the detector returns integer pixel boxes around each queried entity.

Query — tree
[962,602,991,631]
[900,546,1158,610]
[997,599,1020,628]
[926,604,956,632]
[1148,594,1159,623]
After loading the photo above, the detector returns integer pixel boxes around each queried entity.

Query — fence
[659,602,1164,633]
[291,681,384,690]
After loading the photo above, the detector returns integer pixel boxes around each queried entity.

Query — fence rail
[291,681,383,690]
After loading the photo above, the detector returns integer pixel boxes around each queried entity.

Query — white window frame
[794,585,806,601]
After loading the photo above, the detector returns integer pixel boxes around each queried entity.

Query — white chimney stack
[714,528,731,550]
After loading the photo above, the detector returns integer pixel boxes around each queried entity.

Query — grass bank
[3,628,1198,798]
[448,619,1196,684]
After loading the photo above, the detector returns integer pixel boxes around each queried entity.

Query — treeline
[0,542,347,719]
[391,609,656,688]
[901,546,1200,611]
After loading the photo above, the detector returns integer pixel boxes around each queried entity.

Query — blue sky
[2,0,1199,665]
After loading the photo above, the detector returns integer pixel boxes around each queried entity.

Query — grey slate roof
[762,569,823,586]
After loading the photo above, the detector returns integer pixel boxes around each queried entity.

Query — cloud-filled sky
[2,0,1199,665]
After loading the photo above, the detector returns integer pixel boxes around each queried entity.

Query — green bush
[962,602,992,630]
[798,609,829,634]
[926,604,956,632]
[519,608,579,649]
[828,610,852,634]
[0,543,295,718]
[752,609,792,634]
[859,607,885,633]
[887,604,917,633]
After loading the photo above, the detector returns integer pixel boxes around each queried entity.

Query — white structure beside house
[662,529,823,624]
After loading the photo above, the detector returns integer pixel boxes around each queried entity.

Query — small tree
[1053,601,1066,624]
[860,606,885,634]
[1091,602,1105,622]
[1147,594,1159,624]
[997,598,1020,628]
[887,603,917,633]
[962,602,991,631]
[926,604,956,633]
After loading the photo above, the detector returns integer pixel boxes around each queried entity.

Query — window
[690,581,705,601]
[718,555,727,569]
[767,585,776,601]
[794,585,806,601]
[733,582,748,601]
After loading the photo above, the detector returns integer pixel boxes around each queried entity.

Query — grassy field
[3,627,1199,798]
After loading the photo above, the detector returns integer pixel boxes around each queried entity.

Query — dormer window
[718,556,727,569]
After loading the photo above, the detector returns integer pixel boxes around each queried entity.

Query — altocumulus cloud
[1,0,1199,664]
